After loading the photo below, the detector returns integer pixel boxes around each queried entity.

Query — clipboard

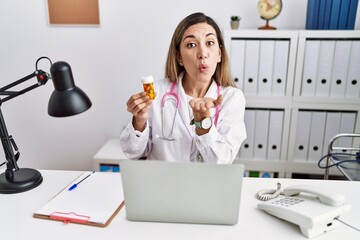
[34,171,124,227]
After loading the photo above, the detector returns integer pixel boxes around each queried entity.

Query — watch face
[258,0,282,20]
[202,117,212,129]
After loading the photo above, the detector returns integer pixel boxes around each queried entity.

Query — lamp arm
[0,70,50,104]
[0,69,49,180]
[0,107,19,178]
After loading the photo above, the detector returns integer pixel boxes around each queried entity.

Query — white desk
[1,169,359,240]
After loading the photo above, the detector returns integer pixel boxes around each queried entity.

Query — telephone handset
[257,183,352,238]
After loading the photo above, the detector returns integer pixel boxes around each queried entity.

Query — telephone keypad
[270,196,305,207]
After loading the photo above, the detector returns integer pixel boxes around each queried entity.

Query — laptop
[119,160,244,225]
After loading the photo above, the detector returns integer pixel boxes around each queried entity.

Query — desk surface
[1,169,359,240]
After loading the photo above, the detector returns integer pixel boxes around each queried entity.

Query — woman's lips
[199,64,209,73]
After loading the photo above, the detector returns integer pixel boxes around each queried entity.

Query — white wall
[0,0,359,171]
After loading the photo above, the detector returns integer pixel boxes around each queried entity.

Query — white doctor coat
[120,73,246,164]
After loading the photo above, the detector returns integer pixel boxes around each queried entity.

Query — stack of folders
[301,39,360,98]
[306,0,359,30]
[294,111,356,162]
[230,39,289,96]
[239,109,284,162]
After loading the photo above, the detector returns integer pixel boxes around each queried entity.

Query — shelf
[226,30,360,178]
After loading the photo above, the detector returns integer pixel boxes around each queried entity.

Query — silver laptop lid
[120,160,244,225]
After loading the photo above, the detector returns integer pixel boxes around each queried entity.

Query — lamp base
[0,168,43,194]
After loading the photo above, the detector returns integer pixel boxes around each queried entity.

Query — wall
[0,0,359,171]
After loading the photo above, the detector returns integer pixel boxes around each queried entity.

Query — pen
[68,171,95,191]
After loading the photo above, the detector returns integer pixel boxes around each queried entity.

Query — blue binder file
[347,0,359,29]
[318,0,327,29]
[338,0,351,29]
[324,0,333,29]
[306,0,320,29]
[329,0,342,29]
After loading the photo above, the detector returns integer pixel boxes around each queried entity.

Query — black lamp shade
[48,61,92,117]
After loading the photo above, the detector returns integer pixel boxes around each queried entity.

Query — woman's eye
[187,43,196,48]
[207,41,215,46]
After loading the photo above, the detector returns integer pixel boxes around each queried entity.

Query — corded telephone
[257,184,352,238]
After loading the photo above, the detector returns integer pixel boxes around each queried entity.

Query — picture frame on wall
[48,0,100,25]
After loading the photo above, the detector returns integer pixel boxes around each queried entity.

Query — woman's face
[178,22,221,84]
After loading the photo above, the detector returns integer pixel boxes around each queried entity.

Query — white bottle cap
[141,75,154,84]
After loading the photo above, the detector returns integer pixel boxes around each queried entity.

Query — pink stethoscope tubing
[160,81,220,141]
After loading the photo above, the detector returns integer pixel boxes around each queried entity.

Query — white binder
[294,111,312,161]
[301,40,320,96]
[308,111,326,162]
[243,40,260,95]
[267,110,284,161]
[315,41,335,97]
[272,40,289,96]
[230,40,246,90]
[338,112,357,150]
[239,109,255,159]
[258,40,275,95]
[330,41,352,97]
[253,109,270,160]
[322,112,341,156]
[345,40,360,98]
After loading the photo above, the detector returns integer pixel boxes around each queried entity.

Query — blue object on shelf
[323,0,333,29]
[100,164,120,172]
[338,0,351,29]
[306,0,321,29]
[329,0,342,29]
[347,0,359,29]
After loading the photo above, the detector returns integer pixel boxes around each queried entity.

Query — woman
[120,12,246,164]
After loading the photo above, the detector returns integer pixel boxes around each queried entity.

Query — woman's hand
[126,91,156,131]
[189,94,223,121]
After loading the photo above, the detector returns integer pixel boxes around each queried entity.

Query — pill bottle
[141,75,155,100]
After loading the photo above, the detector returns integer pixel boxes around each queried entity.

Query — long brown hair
[165,12,235,87]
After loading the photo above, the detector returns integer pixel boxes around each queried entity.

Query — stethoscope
[160,81,221,141]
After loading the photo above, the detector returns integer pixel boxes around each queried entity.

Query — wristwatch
[190,117,212,130]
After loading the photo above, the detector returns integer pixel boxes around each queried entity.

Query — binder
[338,112,357,151]
[323,0,333,29]
[243,40,260,95]
[307,111,326,162]
[315,40,335,97]
[317,0,327,29]
[253,109,270,160]
[34,172,125,227]
[239,109,255,159]
[301,40,320,96]
[329,0,342,29]
[267,110,284,161]
[337,0,351,29]
[330,40,352,97]
[322,112,341,156]
[230,40,246,90]
[272,40,289,96]
[294,111,312,161]
[258,40,275,95]
[345,40,360,97]
[306,0,320,29]
[347,0,359,29]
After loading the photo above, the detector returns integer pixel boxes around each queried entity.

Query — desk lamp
[0,56,92,194]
